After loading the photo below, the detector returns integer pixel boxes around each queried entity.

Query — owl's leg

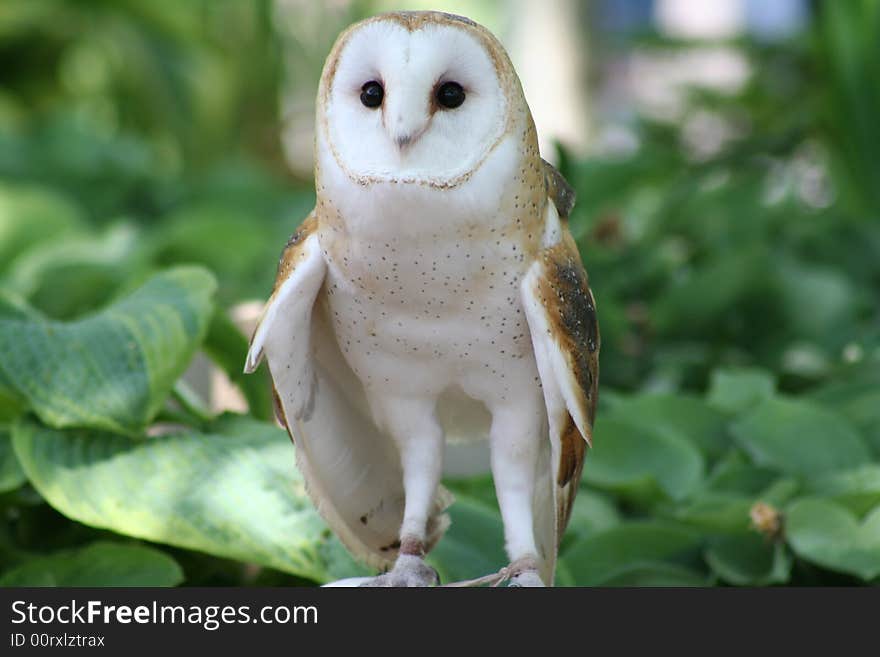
[360,395,443,587]
[489,399,546,587]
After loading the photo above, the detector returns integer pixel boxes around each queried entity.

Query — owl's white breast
[314,131,543,411]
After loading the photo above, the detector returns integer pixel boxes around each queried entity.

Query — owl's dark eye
[360,81,384,108]
[436,81,465,109]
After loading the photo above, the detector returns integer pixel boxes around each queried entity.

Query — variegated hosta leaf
[0,266,216,434]
[0,425,25,492]
[12,416,367,583]
[0,541,183,587]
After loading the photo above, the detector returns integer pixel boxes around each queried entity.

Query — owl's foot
[359,554,440,587]
[507,556,544,587]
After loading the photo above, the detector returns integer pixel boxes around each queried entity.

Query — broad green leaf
[807,465,880,517]
[677,475,799,534]
[810,365,880,456]
[0,182,84,270]
[0,390,25,423]
[708,367,777,414]
[0,541,183,587]
[0,292,38,418]
[583,417,704,502]
[0,292,37,320]
[12,416,366,583]
[442,476,621,570]
[604,393,729,461]
[151,204,290,303]
[786,498,880,580]
[598,562,709,587]
[554,558,576,587]
[565,489,622,540]
[760,478,801,506]
[3,223,146,319]
[561,522,703,586]
[426,496,507,585]
[730,398,871,478]
[0,266,216,434]
[673,493,754,533]
[705,534,791,586]
[705,452,779,495]
[0,426,25,492]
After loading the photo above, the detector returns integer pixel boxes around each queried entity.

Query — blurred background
[0,0,878,587]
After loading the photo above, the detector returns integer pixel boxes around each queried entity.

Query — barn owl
[245,11,599,587]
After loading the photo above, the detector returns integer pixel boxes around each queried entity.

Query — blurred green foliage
[1,1,879,586]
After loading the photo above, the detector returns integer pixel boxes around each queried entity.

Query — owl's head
[316,12,524,187]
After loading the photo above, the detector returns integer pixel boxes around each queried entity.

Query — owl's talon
[506,556,544,587]
[508,570,544,587]
[359,554,440,587]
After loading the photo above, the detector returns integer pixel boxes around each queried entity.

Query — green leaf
[674,493,754,533]
[807,465,880,517]
[560,522,704,586]
[0,293,36,419]
[3,223,147,320]
[0,291,39,320]
[708,367,777,414]
[786,498,880,580]
[0,182,85,271]
[810,365,880,456]
[676,472,799,534]
[151,204,295,303]
[705,534,791,586]
[426,496,507,585]
[0,389,25,424]
[565,489,622,540]
[11,416,365,583]
[604,393,729,461]
[0,541,183,587]
[0,425,26,492]
[730,398,871,478]
[584,417,704,502]
[0,266,216,434]
[760,478,801,506]
[705,452,779,495]
[598,562,709,587]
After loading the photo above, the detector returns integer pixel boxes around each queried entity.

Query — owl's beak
[395,133,415,149]
[385,83,429,152]
[391,121,427,152]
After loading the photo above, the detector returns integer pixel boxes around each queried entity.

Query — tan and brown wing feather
[270,213,319,299]
[525,162,599,546]
[536,231,599,536]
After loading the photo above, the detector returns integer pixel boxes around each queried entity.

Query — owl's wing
[246,213,451,574]
[521,173,599,564]
[245,214,324,418]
